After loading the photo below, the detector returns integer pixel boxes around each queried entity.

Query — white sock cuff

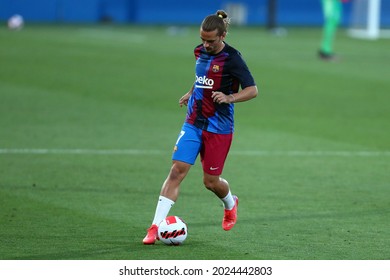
[159,195,175,206]
[221,190,235,210]
[151,196,175,226]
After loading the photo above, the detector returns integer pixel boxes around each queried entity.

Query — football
[8,14,24,30]
[158,216,188,245]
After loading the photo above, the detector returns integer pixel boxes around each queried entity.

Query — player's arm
[229,85,258,103]
[179,84,194,107]
[212,85,258,104]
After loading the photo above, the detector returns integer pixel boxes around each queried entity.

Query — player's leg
[143,124,202,244]
[161,123,203,202]
[142,161,191,245]
[160,160,191,201]
[319,0,342,59]
[200,131,238,231]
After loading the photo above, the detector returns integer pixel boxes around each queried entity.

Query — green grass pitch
[0,25,389,260]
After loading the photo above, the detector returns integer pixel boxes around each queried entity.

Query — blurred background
[0,0,389,27]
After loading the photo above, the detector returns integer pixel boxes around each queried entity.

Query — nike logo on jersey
[209,167,219,171]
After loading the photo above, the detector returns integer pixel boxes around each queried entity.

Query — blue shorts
[172,123,232,175]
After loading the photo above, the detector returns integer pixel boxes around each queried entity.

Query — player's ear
[221,31,227,40]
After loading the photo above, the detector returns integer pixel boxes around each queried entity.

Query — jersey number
[175,130,185,145]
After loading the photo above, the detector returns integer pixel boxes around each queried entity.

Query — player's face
[200,29,226,54]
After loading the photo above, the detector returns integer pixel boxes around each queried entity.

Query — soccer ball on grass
[158,216,188,245]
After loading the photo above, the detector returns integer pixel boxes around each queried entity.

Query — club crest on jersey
[212,65,220,73]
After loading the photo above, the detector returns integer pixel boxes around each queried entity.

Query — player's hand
[212,91,231,104]
[179,92,191,107]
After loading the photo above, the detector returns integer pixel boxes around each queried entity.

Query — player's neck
[214,42,225,54]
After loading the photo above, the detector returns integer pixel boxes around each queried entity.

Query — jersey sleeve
[229,51,256,89]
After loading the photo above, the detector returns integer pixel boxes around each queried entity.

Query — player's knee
[203,175,219,191]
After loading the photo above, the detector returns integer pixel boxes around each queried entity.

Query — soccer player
[319,0,349,61]
[142,10,258,245]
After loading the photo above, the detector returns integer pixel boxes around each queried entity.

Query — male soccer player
[143,10,258,245]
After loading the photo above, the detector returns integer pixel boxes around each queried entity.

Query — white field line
[0,148,389,157]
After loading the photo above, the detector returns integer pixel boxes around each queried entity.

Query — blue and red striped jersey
[185,43,255,134]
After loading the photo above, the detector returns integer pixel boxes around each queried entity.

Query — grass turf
[0,25,389,260]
